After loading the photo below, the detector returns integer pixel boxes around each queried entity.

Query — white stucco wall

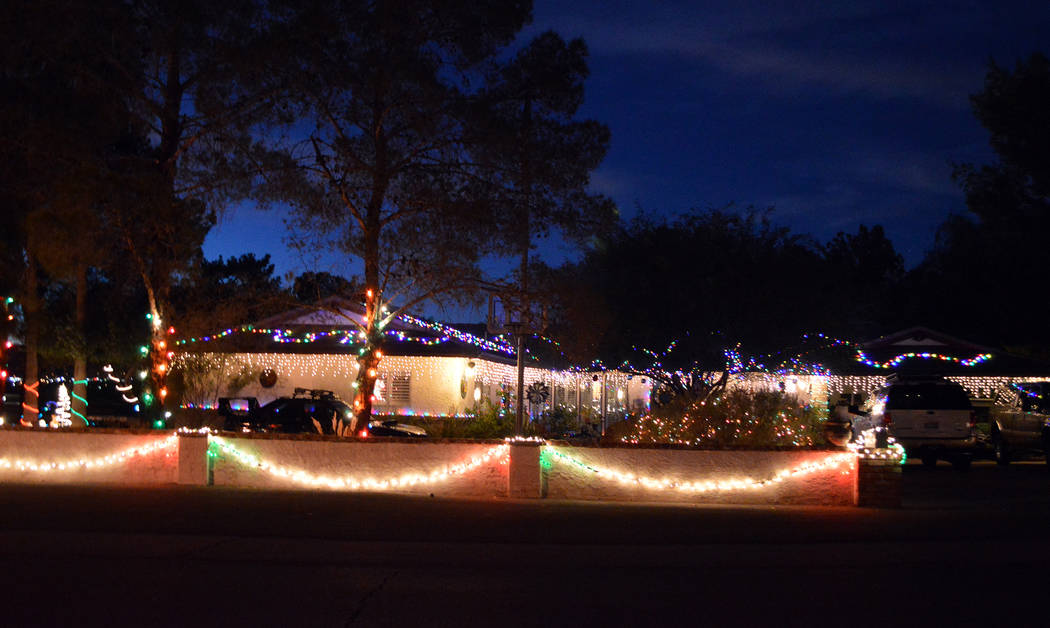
[210,437,509,499]
[542,446,855,506]
[0,430,178,485]
[177,352,651,420]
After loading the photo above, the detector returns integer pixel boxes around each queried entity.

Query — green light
[143,393,153,406]
[139,345,148,355]
[4,297,12,305]
[145,313,152,320]
[152,419,165,429]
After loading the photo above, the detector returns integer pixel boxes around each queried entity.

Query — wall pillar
[508,442,543,498]
[177,432,212,486]
[854,457,901,508]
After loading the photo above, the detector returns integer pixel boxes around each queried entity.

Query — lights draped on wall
[208,435,508,490]
[0,434,177,473]
[542,446,859,492]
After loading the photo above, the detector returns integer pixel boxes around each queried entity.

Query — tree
[466,31,616,433]
[172,254,287,338]
[268,0,534,429]
[1,0,141,424]
[292,272,360,304]
[101,0,288,413]
[821,225,904,338]
[917,52,1050,352]
[551,208,824,374]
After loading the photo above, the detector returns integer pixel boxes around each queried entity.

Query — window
[389,373,411,404]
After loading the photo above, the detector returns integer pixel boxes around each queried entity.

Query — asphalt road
[1,460,1048,627]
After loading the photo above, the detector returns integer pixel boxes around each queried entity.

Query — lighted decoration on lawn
[0,434,177,473]
[541,446,857,492]
[855,349,993,369]
[207,435,508,490]
[50,384,73,428]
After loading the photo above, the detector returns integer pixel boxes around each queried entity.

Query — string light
[0,434,177,473]
[208,435,508,491]
[542,446,857,493]
[855,349,993,369]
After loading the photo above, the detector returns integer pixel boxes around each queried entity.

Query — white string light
[0,434,177,473]
[543,446,857,493]
[208,435,508,491]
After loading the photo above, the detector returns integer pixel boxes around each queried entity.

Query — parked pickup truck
[858,376,977,469]
[989,383,1050,465]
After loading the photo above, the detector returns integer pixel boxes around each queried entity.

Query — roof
[827,326,1050,377]
[174,297,519,365]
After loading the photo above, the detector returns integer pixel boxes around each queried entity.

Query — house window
[389,373,411,404]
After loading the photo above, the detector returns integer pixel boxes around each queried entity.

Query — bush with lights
[621,388,825,448]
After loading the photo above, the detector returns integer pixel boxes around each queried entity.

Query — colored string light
[208,435,509,491]
[855,349,993,369]
[542,446,857,492]
[21,380,39,426]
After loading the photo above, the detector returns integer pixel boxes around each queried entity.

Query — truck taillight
[881,411,892,427]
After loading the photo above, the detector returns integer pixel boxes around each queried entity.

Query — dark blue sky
[205,1,1050,285]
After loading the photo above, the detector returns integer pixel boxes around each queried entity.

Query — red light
[1,370,6,379]
[167,326,176,335]
[358,430,369,438]
[4,341,11,349]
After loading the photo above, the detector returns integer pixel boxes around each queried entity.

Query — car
[989,382,1050,465]
[857,376,977,469]
[224,388,355,435]
[222,388,427,438]
[366,419,428,438]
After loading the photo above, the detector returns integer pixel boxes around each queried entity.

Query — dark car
[366,419,427,438]
[221,389,427,438]
[223,389,354,436]
[989,382,1050,465]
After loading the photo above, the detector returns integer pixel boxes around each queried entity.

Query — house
[172,298,651,426]
[725,327,1050,411]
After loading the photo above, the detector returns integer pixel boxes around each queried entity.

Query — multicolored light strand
[855,349,993,369]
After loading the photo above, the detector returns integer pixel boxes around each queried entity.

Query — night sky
[204,1,1050,291]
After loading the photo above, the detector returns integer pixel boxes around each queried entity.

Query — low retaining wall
[542,445,857,506]
[207,434,508,499]
[0,430,898,507]
[0,429,177,485]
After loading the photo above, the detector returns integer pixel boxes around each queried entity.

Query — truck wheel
[994,436,1011,466]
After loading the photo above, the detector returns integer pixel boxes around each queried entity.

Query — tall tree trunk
[71,264,89,425]
[21,253,40,427]
[353,202,383,432]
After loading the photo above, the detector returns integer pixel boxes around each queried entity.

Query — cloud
[529,1,1008,108]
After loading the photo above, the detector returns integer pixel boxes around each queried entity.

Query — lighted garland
[855,349,993,369]
[1009,382,1046,400]
[0,434,177,473]
[396,313,515,355]
[208,435,508,491]
[542,446,857,493]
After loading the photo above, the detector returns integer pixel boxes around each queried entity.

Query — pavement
[1,460,1048,626]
